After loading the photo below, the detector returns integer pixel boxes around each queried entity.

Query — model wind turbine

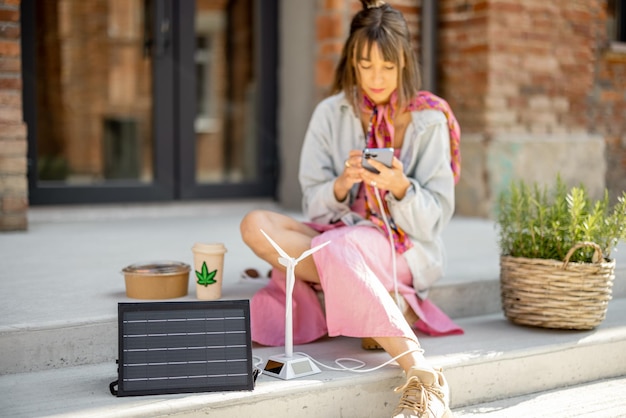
[259,229,330,380]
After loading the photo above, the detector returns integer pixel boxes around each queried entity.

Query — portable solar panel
[110,300,254,397]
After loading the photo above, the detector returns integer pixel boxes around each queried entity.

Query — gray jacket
[298,92,455,297]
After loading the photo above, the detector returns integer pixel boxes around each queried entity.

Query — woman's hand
[334,149,365,201]
[360,156,411,200]
[335,150,411,201]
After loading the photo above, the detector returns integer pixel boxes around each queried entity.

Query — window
[608,0,626,44]
[194,11,224,135]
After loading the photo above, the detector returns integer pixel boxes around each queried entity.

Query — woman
[240,1,459,417]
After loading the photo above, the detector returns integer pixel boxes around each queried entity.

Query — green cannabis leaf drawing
[196,261,217,286]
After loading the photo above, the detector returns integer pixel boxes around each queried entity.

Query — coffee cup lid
[191,242,227,254]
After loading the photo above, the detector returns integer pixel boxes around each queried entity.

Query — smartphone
[362,147,394,173]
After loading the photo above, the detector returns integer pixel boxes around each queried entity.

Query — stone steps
[1,202,624,417]
[1,297,625,417]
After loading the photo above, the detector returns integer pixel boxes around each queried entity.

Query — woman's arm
[299,98,358,224]
[387,109,455,243]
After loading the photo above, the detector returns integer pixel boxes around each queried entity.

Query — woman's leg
[383,335,452,417]
[240,210,321,283]
[373,336,433,374]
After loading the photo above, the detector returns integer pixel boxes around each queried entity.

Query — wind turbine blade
[260,229,290,259]
[296,240,331,262]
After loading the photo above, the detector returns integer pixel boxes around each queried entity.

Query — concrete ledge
[0,276,501,375]
[455,133,608,217]
[0,319,118,374]
[1,298,625,418]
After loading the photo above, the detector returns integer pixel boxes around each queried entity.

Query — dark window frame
[618,0,626,42]
[609,0,626,43]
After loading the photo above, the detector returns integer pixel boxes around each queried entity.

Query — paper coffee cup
[191,242,227,300]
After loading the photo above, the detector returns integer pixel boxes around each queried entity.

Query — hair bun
[361,0,386,10]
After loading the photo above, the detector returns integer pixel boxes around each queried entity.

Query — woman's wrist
[390,176,411,200]
[333,176,351,202]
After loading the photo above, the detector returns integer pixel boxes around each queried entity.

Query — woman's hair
[331,0,421,110]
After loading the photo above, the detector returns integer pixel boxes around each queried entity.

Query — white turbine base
[262,353,322,380]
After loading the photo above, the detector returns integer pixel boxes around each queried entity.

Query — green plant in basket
[496,176,625,330]
[496,176,626,263]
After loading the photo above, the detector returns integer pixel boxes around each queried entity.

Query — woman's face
[356,43,398,105]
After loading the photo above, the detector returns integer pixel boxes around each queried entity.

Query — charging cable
[253,355,264,369]
[252,346,423,379]
[293,347,422,373]
[373,185,401,306]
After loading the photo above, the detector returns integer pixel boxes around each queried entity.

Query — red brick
[319,41,344,57]
[0,105,21,122]
[1,0,22,7]
[0,57,20,72]
[0,24,20,39]
[395,5,419,16]
[473,1,489,13]
[322,0,344,11]
[1,194,28,212]
[0,174,27,192]
[0,122,27,139]
[0,139,26,156]
[316,57,336,88]
[600,90,622,102]
[0,40,20,56]
[489,2,524,14]
[0,9,19,23]
[0,91,20,106]
[0,156,27,174]
[0,76,21,90]
[316,14,343,41]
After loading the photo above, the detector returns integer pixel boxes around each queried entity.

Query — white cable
[292,347,423,373]
[373,186,401,306]
[253,355,264,369]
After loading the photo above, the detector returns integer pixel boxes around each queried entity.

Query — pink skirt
[250,224,463,347]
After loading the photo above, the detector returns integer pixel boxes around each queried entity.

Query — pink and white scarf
[361,90,461,254]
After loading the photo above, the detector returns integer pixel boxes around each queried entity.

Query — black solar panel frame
[116,300,253,397]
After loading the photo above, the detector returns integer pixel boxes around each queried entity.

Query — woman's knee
[240,210,271,244]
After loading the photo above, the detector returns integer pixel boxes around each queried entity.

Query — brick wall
[439,0,489,133]
[440,0,604,135]
[439,0,621,216]
[490,0,597,135]
[0,0,27,231]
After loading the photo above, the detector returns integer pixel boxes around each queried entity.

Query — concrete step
[1,201,625,417]
[1,297,625,418]
[1,266,623,376]
[0,275,506,376]
[453,376,626,417]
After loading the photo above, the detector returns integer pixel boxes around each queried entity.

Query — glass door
[177,0,278,199]
[21,0,176,204]
[21,0,277,204]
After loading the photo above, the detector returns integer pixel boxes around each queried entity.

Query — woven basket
[500,242,615,330]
